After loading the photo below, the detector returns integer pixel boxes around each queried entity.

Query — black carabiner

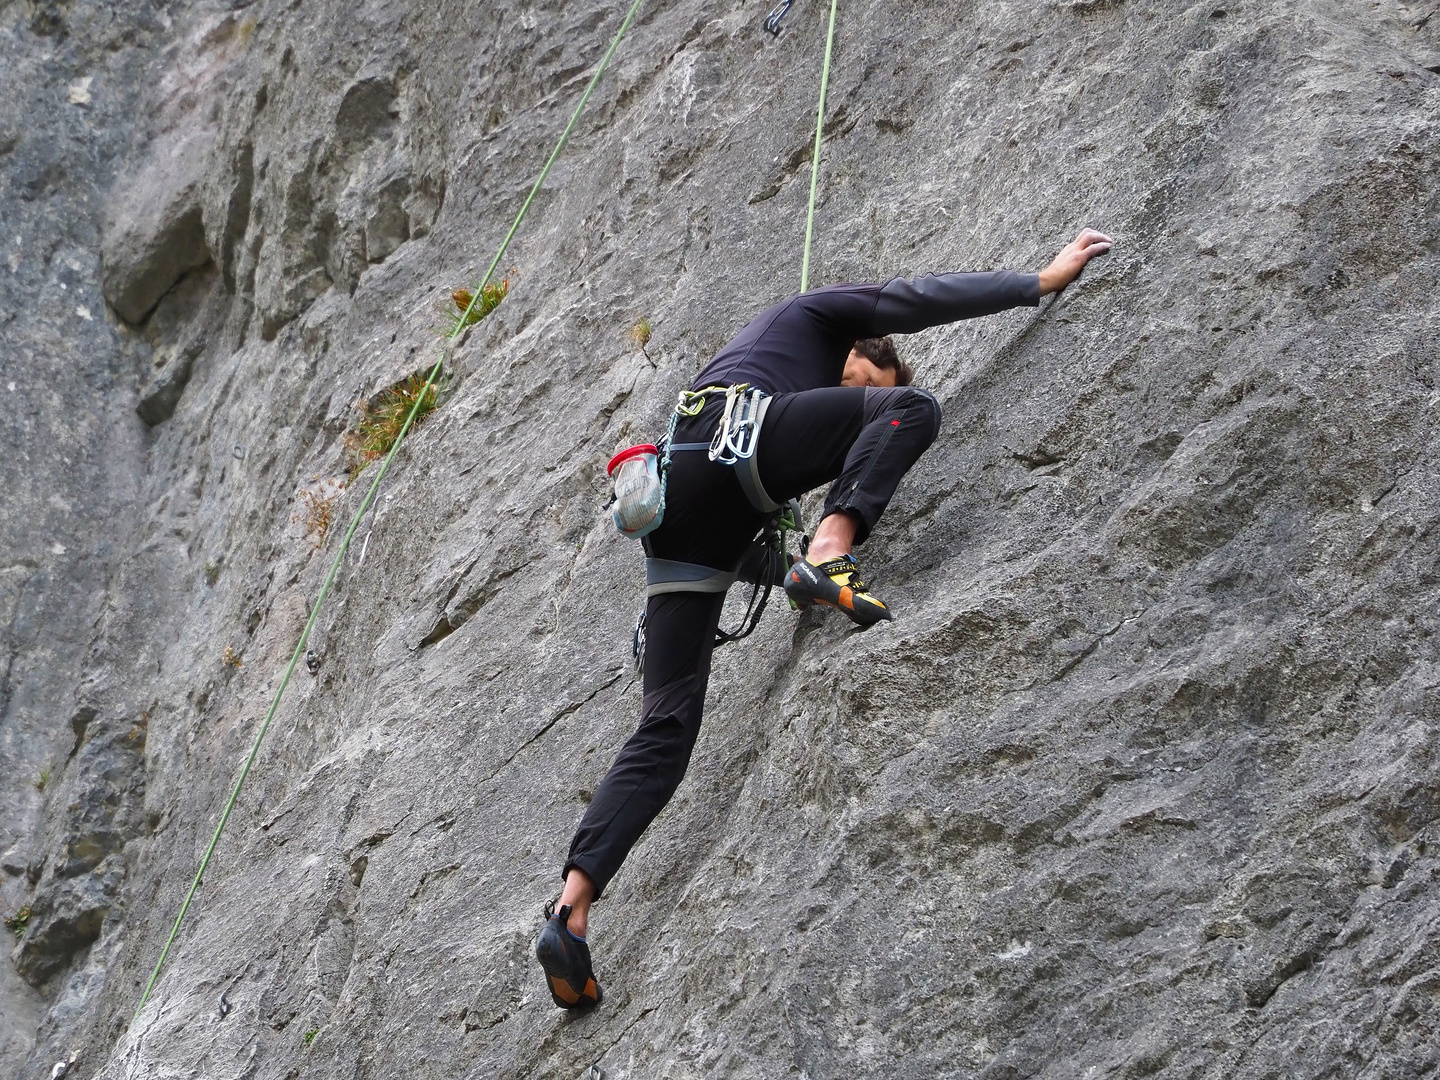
[764,0,793,36]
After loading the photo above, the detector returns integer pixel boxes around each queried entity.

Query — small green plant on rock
[33,767,50,791]
[445,277,509,336]
[343,373,447,476]
[203,557,222,585]
[5,905,31,937]
[303,1027,319,1047]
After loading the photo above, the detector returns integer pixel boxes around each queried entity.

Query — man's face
[841,349,898,388]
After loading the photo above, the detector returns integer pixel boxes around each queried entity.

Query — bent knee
[900,387,942,442]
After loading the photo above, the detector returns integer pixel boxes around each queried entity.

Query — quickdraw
[630,384,804,670]
[708,383,765,465]
[763,0,793,36]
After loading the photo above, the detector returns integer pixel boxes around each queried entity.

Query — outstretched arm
[867,269,1041,335]
[798,228,1115,339]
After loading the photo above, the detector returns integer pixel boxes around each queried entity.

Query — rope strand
[132,0,647,1021]
[799,0,839,292]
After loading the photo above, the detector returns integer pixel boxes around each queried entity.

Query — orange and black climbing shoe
[785,554,893,627]
[536,901,602,1009]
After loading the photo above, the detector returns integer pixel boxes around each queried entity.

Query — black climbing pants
[565,385,942,898]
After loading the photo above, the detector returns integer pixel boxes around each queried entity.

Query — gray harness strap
[645,558,738,597]
[732,395,781,513]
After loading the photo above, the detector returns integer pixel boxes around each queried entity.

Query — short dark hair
[853,336,913,386]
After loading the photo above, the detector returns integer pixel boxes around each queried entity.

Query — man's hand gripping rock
[1038,228,1114,295]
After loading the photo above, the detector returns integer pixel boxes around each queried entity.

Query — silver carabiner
[709,385,764,464]
[764,0,793,36]
[709,386,739,464]
[729,390,763,460]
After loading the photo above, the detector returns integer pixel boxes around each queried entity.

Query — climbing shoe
[535,902,602,1009]
[785,554,893,627]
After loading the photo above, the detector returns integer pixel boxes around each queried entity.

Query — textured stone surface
[0,0,171,1070]
[3,0,1440,1078]
[99,126,215,326]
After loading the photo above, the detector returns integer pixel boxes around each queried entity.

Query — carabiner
[709,385,764,464]
[763,0,793,36]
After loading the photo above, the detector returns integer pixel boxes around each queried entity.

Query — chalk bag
[608,444,664,539]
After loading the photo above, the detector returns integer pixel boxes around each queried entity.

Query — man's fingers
[1044,230,1114,293]
[1076,229,1113,248]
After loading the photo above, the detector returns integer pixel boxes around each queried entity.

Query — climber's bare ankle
[808,511,860,564]
[558,869,595,937]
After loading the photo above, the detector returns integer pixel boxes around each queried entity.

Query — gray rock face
[14,709,147,987]
[2,0,1440,1078]
[0,0,172,1070]
[99,127,215,326]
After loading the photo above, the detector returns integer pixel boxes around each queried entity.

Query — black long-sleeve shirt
[692,270,1041,395]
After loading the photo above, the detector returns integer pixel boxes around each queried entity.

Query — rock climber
[536,228,1114,1008]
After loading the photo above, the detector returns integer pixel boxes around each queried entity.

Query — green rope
[132,0,647,1022]
[799,0,839,292]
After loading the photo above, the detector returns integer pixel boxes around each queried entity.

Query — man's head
[841,336,913,388]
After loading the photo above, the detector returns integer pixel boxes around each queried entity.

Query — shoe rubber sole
[536,921,602,1009]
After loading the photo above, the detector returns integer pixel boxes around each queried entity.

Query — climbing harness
[132,0,649,1023]
[616,379,802,667]
[763,0,793,35]
[607,379,778,541]
[640,496,798,600]
[619,385,799,669]
[609,383,779,539]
